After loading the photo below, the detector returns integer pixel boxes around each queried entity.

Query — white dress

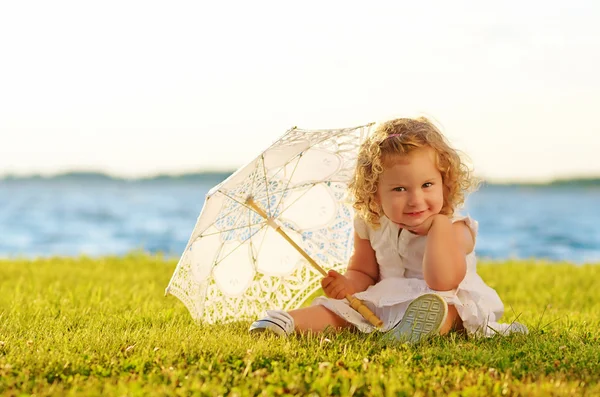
[312,215,527,337]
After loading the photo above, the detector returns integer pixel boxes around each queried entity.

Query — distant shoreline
[0,171,233,184]
[0,171,599,187]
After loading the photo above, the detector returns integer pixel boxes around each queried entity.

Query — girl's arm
[345,231,379,293]
[321,231,379,298]
[422,215,472,291]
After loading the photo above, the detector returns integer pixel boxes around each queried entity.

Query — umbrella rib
[249,179,332,201]
[212,189,274,258]
[249,177,346,220]
[294,123,374,134]
[204,190,264,243]
[250,158,260,204]
[253,222,269,264]
[247,203,258,266]
[216,189,258,213]
[260,154,272,217]
[199,221,266,237]
[198,192,260,236]
[212,224,268,268]
[273,153,303,220]
[273,184,318,228]
[212,235,226,271]
[311,124,372,147]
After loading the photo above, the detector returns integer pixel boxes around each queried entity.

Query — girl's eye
[423,182,433,188]
[393,187,406,192]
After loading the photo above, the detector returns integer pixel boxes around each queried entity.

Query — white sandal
[248,310,295,337]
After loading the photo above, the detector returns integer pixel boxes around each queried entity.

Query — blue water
[1,179,599,263]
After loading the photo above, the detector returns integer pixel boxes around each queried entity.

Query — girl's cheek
[392,202,405,215]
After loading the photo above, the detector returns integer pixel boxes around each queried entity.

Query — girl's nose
[407,190,423,206]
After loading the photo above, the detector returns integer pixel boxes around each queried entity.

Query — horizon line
[1,169,599,186]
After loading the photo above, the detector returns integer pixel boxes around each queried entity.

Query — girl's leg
[249,305,352,336]
[439,304,464,335]
[288,305,351,333]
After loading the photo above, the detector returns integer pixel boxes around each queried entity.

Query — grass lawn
[1,253,599,396]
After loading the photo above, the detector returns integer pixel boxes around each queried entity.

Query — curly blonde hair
[348,117,478,228]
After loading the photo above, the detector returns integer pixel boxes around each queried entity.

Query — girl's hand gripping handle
[321,270,354,299]
[322,269,383,328]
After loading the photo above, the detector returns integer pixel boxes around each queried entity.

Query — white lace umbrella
[165,124,382,327]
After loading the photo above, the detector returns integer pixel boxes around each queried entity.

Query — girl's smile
[405,210,426,216]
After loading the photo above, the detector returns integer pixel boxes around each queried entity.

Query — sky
[1,1,599,182]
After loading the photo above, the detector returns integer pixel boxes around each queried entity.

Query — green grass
[1,254,599,396]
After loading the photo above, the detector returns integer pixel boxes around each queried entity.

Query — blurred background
[1,1,599,263]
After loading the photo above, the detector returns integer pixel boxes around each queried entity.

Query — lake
[1,177,599,263]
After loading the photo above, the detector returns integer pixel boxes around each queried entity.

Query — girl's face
[375,147,444,227]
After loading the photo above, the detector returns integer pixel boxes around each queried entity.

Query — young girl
[249,117,527,342]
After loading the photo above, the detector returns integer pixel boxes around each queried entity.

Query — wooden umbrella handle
[346,294,383,328]
[246,197,384,328]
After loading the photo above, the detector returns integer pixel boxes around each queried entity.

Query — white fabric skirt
[312,273,527,337]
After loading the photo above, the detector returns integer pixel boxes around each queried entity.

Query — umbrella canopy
[166,124,374,324]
